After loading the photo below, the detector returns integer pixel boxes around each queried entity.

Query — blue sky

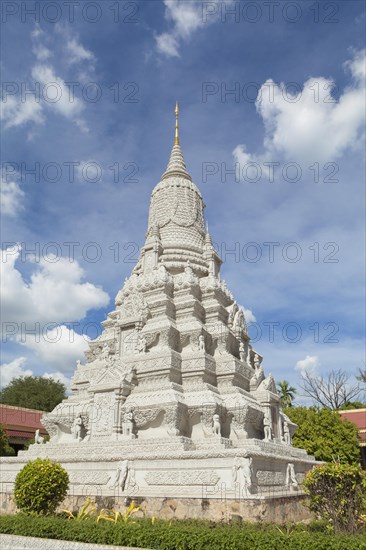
[1,1,365,403]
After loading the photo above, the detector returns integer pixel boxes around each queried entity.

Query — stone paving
[0,534,151,550]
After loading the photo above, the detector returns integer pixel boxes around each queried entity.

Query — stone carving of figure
[199,335,205,352]
[246,347,252,367]
[185,260,193,275]
[254,365,264,382]
[285,463,298,490]
[183,260,195,283]
[72,414,84,442]
[100,343,110,360]
[158,261,168,279]
[254,353,261,370]
[76,359,81,368]
[228,301,238,327]
[212,414,221,436]
[263,411,272,441]
[231,457,240,485]
[232,456,253,495]
[233,309,245,332]
[123,364,136,385]
[137,335,147,354]
[123,408,135,438]
[283,421,291,445]
[109,460,129,491]
[239,342,246,362]
[128,467,137,488]
[35,429,44,444]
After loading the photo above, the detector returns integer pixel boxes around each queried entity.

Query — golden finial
[174,101,179,145]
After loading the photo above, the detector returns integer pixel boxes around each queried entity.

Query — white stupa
[1,105,317,519]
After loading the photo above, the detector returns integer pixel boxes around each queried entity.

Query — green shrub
[303,462,366,533]
[0,514,365,549]
[14,458,69,515]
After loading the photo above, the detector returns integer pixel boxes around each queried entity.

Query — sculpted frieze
[68,471,110,485]
[145,470,220,486]
[256,470,284,486]
[132,408,162,428]
[116,290,150,325]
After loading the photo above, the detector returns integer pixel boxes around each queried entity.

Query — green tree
[338,401,366,410]
[285,406,360,464]
[0,424,15,456]
[276,380,297,407]
[0,376,66,412]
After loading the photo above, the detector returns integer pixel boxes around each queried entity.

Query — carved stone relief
[145,470,220,486]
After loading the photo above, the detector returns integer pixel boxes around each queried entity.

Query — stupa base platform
[0,437,316,517]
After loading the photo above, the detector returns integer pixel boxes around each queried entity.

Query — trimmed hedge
[0,514,365,550]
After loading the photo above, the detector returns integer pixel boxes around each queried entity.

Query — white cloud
[1,247,106,378]
[234,49,366,167]
[0,176,24,216]
[31,24,52,61]
[32,44,52,61]
[156,0,207,57]
[66,38,94,65]
[243,307,256,324]
[1,64,84,131]
[0,356,72,390]
[43,371,71,391]
[295,355,320,376]
[1,245,110,327]
[31,64,84,120]
[164,0,204,38]
[31,23,43,40]
[24,325,89,373]
[1,95,44,129]
[344,48,365,83]
[156,32,180,58]
[1,25,94,133]
[0,357,33,388]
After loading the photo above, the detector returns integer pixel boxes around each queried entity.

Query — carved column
[113,388,123,439]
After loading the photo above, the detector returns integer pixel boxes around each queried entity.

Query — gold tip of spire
[174,101,179,145]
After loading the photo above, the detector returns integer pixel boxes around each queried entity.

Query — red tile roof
[6,430,35,439]
[339,409,366,430]
[0,404,47,435]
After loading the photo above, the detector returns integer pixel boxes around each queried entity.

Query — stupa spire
[161,102,192,181]
[174,101,179,145]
